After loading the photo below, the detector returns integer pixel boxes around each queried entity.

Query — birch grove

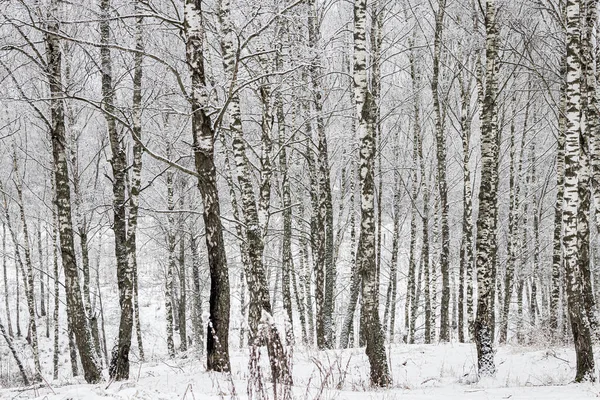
[1,0,600,392]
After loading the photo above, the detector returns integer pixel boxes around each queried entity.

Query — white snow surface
[1,280,598,399]
[1,343,599,399]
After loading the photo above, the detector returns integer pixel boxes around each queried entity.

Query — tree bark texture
[185,0,231,372]
[431,0,451,342]
[353,0,391,386]
[46,0,102,382]
[474,0,499,377]
[562,0,595,382]
[99,0,134,381]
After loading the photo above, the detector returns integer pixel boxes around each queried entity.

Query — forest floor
[1,342,599,399]
[1,285,598,399]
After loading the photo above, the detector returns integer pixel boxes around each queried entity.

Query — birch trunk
[530,139,540,327]
[15,228,20,338]
[129,0,145,361]
[2,222,12,339]
[516,278,524,343]
[499,94,517,344]
[184,0,231,371]
[474,0,499,377]
[258,66,274,246]
[46,0,102,382]
[299,201,315,345]
[563,0,595,382]
[339,159,360,349]
[371,0,383,323]
[45,222,50,339]
[384,140,400,342]
[99,0,134,380]
[221,136,249,347]
[551,44,567,341]
[431,0,451,341]
[0,318,29,385]
[178,190,188,352]
[307,0,335,349]
[305,7,327,349]
[339,55,359,350]
[45,225,50,339]
[354,0,391,386]
[38,221,45,319]
[286,110,307,346]
[10,152,42,381]
[1,185,29,351]
[499,90,531,343]
[96,245,109,365]
[165,146,176,359]
[579,0,599,335]
[190,229,204,352]
[278,56,296,344]
[458,54,473,343]
[64,59,101,360]
[52,195,60,380]
[516,147,533,344]
[420,130,432,344]
[406,31,421,344]
[432,192,440,342]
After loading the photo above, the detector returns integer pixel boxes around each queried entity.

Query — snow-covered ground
[1,342,599,399]
[1,279,599,399]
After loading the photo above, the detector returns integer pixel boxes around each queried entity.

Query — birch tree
[562,0,595,382]
[578,0,598,335]
[500,89,530,343]
[10,150,41,381]
[0,317,29,385]
[46,0,102,383]
[431,0,451,341]
[63,42,102,362]
[2,222,11,339]
[551,50,567,341]
[164,146,176,359]
[406,28,422,344]
[457,46,474,343]
[306,0,335,350]
[383,133,400,342]
[474,0,499,377]
[98,0,135,380]
[353,0,391,386]
[129,0,145,361]
[184,0,231,372]
[52,195,60,380]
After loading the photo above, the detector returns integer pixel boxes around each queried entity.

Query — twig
[550,353,570,364]
[39,374,56,395]
[161,360,185,374]
[182,383,196,400]
[105,377,115,390]
[136,361,143,383]
[420,377,439,385]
